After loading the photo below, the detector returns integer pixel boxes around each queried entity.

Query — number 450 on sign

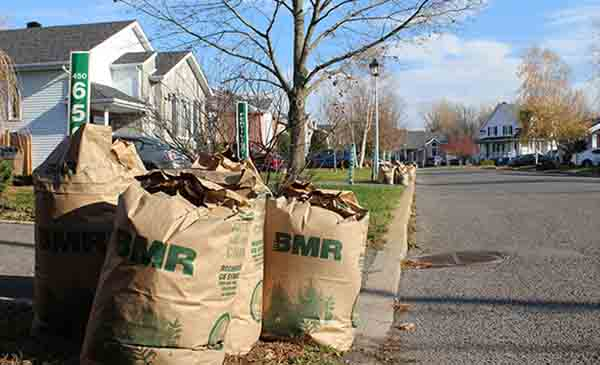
[68,52,91,135]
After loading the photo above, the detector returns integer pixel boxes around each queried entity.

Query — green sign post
[68,51,91,135]
[236,101,249,160]
[348,144,356,185]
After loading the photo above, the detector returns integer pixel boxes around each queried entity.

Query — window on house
[509,125,513,135]
[488,127,491,136]
[494,126,498,136]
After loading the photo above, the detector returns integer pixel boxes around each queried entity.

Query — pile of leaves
[0,300,79,365]
[224,337,343,365]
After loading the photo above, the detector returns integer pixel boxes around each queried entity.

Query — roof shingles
[0,20,135,65]
[113,51,155,65]
[154,51,190,76]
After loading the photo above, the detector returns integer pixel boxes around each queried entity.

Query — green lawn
[261,167,374,186]
[0,185,34,222]
[318,183,404,249]
[307,168,373,183]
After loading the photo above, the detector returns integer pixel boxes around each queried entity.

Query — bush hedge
[480,159,495,167]
[0,161,12,195]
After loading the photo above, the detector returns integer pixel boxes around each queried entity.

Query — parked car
[251,148,285,171]
[112,134,192,170]
[307,149,351,168]
[537,150,561,170]
[508,153,543,167]
[424,156,443,167]
[494,157,512,166]
[572,149,600,167]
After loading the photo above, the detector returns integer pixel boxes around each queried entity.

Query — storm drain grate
[404,250,508,269]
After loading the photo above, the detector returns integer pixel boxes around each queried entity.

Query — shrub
[480,159,495,167]
[0,161,12,195]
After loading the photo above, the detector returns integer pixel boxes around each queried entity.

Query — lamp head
[369,58,380,77]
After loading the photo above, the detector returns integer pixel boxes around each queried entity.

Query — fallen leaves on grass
[394,323,416,332]
[392,300,411,313]
[0,300,79,365]
[401,259,433,270]
[224,337,344,365]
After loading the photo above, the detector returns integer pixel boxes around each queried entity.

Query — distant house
[477,102,554,160]
[208,90,280,151]
[588,119,600,150]
[0,20,212,168]
[401,130,448,165]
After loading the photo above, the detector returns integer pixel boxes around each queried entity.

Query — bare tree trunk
[358,101,373,168]
[288,90,307,175]
[288,0,308,177]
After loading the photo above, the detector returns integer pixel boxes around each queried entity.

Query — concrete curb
[0,221,35,247]
[353,180,415,349]
[0,219,34,225]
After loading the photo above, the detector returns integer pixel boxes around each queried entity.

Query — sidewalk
[345,181,416,363]
[0,221,34,247]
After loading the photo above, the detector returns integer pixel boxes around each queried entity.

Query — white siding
[479,103,520,139]
[111,65,140,97]
[158,58,207,139]
[260,112,274,147]
[18,70,68,168]
[89,25,147,86]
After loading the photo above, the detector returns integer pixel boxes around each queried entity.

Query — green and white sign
[68,51,91,135]
[236,101,249,160]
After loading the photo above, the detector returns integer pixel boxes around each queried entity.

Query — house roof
[113,51,155,65]
[154,51,190,76]
[91,82,145,105]
[0,20,136,65]
[480,102,519,130]
[406,130,426,150]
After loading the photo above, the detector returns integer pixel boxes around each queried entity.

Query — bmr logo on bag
[274,232,342,261]
[116,230,197,276]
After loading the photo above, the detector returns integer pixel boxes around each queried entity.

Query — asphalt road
[393,169,600,364]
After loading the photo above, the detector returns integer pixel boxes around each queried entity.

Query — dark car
[307,149,351,168]
[508,153,543,167]
[112,134,192,170]
[494,157,512,166]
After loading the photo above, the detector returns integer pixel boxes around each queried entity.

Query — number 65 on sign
[68,52,91,135]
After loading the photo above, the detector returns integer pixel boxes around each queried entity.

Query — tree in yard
[421,99,491,160]
[442,135,477,162]
[117,0,484,177]
[518,47,591,164]
[422,99,490,140]
[0,48,19,125]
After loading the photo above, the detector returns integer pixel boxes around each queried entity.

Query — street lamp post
[370,58,380,181]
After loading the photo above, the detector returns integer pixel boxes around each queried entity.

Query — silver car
[113,134,192,170]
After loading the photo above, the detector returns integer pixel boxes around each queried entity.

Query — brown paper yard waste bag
[378,163,395,185]
[190,151,269,355]
[263,181,369,351]
[32,124,146,342]
[393,162,410,186]
[81,170,253,365]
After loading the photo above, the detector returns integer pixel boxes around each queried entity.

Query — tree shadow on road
[0,275,33,300]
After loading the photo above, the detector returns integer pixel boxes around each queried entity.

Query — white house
[589,119,600,150]
[0,20,212,169]
[478,102,554,160]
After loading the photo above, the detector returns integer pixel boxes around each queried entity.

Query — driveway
[392,169,600,364]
